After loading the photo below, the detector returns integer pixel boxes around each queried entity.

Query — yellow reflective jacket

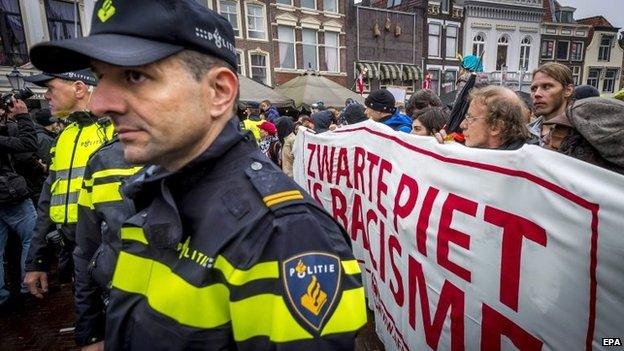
[49,118,114,224]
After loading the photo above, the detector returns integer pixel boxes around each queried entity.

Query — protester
[411,107,448,136]
[406,89,442,118]
[528,62,574,146]
[275,117,295,177]
[24,70,114,296]
[259,99,280,123]
[241,102,263,143]
[342,103,367,125]
[573,85,600,100]
[29,1,366,348]
[312,109,335,133]
[258,120,280,164]
[32,109,58,167]
[0,97,38,312]
[365,89,412,132]
[311,100,325,114]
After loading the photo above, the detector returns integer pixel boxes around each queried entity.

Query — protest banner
[293,120,624,350]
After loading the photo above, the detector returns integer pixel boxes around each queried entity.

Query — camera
[0,87,34,110]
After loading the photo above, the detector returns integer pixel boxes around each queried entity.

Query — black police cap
[30,0,237,73]
[24,69,97,87]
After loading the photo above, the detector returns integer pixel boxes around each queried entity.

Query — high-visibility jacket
[242,118,262,142]
[73,137,142,346]
[106,118,367,350]
[49,118,115,224]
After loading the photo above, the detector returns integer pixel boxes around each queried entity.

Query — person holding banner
[364,89,412,133]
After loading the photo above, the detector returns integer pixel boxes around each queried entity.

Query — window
[324,31,339,72]
[250,52,268,85]
[301,0,315,10]
[570,42,583,61]
[556,41,569,60]
[45,0,82,40]
[598,36,612,61]
[445,26,457,59]
[236,50,245,75]
[603,69,617,93]
[428,69,440,95]
[442,70,456,93]
[277,0,292,5]
[440,0,449,12]
[428,23,441,58]
[472,33,485,58]
[519,37,531,71]
[219,0,239,37]
[496,35,509,70]
[571,66,580,85]
[386,0,401,7]
[324,0,337,12]
[0,0,28,66]
[246,3,265,40]
[557,11,573,23]
[540,40,554,59]
[194,0,212,9]
[302,29,318,70]
[277,26,295,68]
[587,68,600,89]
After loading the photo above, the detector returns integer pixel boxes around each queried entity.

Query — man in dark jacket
[33,109,58,167]
[0,98,38,310]
[260,99,280,123]
[29,1,366,349]
[365,89,412,133]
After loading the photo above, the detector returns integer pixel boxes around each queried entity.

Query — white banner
[294,120,624,351]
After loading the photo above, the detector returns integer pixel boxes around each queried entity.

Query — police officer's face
[89,55,239,171]
[44,78,79,115]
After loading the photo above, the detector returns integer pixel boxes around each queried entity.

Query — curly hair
[469,86,530,144]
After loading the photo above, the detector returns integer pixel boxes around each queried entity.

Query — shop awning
[403,65,423,81]
[356,62,378,79]
[380,63,402,80]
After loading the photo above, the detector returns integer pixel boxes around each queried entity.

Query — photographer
[0,96,38,311]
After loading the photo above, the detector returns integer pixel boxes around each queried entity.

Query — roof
[577,16,619,41]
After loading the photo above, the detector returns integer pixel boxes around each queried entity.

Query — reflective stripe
[91,182,123,204]
[83,177,94,187]
[213,256,279,286]
[51,178,85,196]
[92,166,143,179]
[120,227,148,245]
[50,167,85,180]
[112,251,231,329]
[77,188,94,209]
[263,190,304,207]
[230,293,313,342]
[50,191,79,207]
[341,260,361,275]
[50,203,79,224]
[321,287,367,336]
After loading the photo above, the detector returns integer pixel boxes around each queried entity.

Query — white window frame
[602,69,617,93]
[323,30,340,73]
[571,66,580,85]
[301,28,319,71]
[300,0,316,10]
[598,36,612,61]
[245,1,267,41]
[277,25,297,69]
[570,41,584,61]
[236,49,246,76]
[323,0,338,13]
[519,36,531,71]
[540,39,555,59]
[555,40,569,61]
[440,0,450,13]
[428,69,441,95]
[428,22,441,58]
[276,0,293,5]
[248,49,271,86]
[217,0,242,38]
[587,68,600,89]
[445,25,458,59]
[496,34,510,70]
[472,32,485,58]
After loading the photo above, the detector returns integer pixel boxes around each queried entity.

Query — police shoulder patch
[282,252,341,332]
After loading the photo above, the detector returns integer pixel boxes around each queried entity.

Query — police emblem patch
[282,252,341,331]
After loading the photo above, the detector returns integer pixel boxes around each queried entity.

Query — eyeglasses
[463,114,487,125]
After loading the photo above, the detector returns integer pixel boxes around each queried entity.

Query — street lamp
[6,67,25,90]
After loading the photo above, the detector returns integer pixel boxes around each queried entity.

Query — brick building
[539,0,591,85]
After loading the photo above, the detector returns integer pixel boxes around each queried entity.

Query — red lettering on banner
[335,147,353,188]
[408,256,465,351]
[379,226,386,283]
[438,193,476,282]
[330,187,348,230]
[481,304,542,351]
[484,206,548,312]
[353,147,366,193]
[376,158,393,217]
[311,181,323,203]
[306,143,317,178]
[317,145,336,183]
[416,186,440,257]
[393,174,419,233]
[366,152,381,203]
[389,235,404,306]
[365,209,379,270]
[351,194,365,242]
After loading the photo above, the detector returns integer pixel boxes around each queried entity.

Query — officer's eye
[126,70,148,84]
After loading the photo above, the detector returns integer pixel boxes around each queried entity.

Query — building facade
[462,0,543,92]
[539,1,590,85]
[577,16,623,97]
[346,3,424,97]
[424,0,464,96]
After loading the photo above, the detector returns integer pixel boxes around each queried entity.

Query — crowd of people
[0,0,622,350]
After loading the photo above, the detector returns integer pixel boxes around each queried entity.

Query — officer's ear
[73,81,90,99]
[203,66,238,120]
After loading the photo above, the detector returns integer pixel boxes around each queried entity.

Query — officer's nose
[89,65,127,120]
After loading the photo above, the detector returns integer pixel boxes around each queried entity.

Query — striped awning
[380,64,402,80]
[356,62,378,79]
[403,65,423,81]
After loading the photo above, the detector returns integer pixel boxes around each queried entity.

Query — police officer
[74,137,141,348]
[24,71,114,297]
[30,1,366,350]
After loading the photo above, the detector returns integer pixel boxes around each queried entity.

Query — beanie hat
[258,121,277,136]
[365,89,396,113]
[567,97,624,167]
[573,85,600,100]
[342,103,367,125]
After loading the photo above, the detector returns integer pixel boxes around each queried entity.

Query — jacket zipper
[64,126,83,224]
